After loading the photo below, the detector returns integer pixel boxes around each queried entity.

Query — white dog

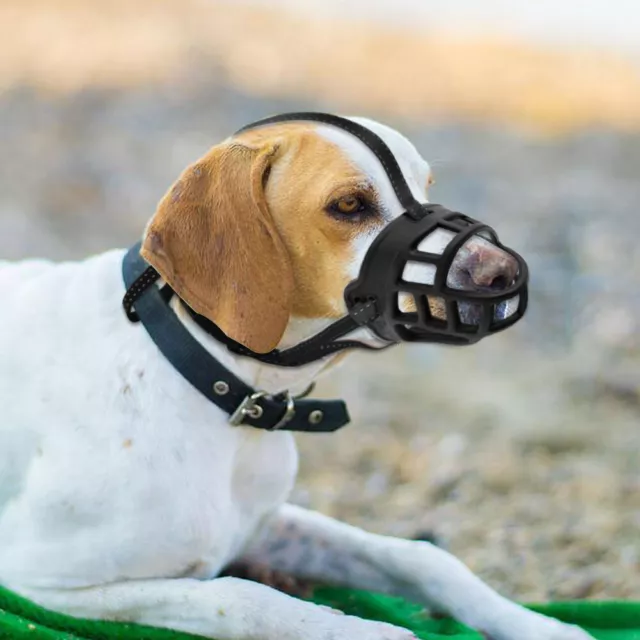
[0,117,592,640]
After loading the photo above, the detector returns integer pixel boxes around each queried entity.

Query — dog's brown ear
[141,140,294,354]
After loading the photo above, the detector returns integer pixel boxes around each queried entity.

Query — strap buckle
[229,391,268,426]
[271,391,296,431]
[228,390,297,431]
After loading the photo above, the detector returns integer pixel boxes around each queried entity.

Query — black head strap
[122,244,351,433]
[235,112,424,218]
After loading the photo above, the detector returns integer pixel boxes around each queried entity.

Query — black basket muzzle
[345,203,528,346]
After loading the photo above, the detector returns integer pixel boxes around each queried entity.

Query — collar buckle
[229,391,268,426]
[271,391,296,430]
[228,390,297,431]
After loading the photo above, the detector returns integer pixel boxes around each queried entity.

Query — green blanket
[1,584,639,640]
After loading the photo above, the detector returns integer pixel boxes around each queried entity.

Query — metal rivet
[247,405,264,419]
[213,381,230,395]
[308,410,324,425]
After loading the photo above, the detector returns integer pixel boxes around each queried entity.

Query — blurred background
[1,0,638,602]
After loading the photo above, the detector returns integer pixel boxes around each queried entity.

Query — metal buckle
[229,391,269,426]
[269,391,296,431]
[228,390,297,430]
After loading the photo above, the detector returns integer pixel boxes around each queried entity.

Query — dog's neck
[170,298,342,396]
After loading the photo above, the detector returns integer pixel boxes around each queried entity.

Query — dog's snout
[450,238,518,292]
[466,247,517,291]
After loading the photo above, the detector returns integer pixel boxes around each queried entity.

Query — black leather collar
[122,243,351,433]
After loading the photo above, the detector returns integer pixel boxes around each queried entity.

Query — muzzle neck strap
[183,300,392,367]
[122,244,351,433]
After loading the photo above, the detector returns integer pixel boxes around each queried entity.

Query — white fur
[0,119,592,640]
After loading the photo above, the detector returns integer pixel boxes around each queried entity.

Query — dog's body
[0,249,299,589]
[0,118,591,640]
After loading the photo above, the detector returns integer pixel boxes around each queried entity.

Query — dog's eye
[327,193,380,223]
[334,196,363,214]
[327,195,374,221]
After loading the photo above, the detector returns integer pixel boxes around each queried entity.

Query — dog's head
[142,118,517,353]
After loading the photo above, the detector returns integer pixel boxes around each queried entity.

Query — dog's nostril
[489,274,509,291]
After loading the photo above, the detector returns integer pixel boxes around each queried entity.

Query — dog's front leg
[237,504,594,640]
[16,577,417,640]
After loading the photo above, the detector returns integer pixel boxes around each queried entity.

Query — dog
[0,117,592,640]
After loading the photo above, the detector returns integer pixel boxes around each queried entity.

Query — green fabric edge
[0,584,639,640]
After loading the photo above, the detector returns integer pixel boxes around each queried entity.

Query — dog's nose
[449,236,518,292]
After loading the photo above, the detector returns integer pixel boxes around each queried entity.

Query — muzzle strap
[183,296,393,368]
